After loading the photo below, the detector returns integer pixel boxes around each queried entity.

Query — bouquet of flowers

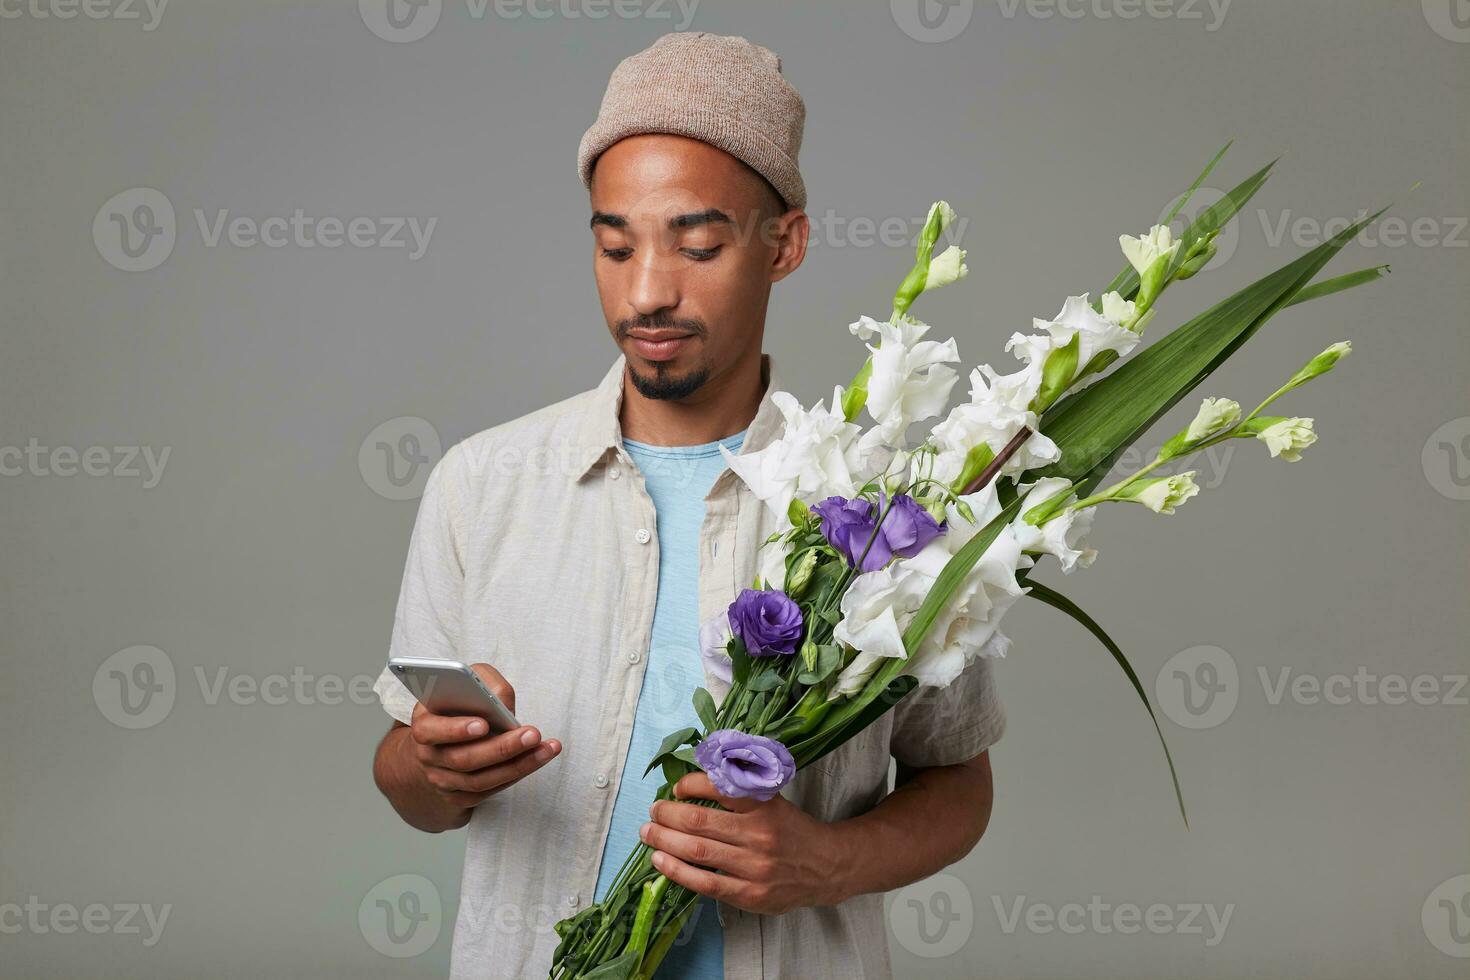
[550,144,1386,979]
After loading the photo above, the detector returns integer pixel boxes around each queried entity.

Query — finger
[468,662,515,715]
[410,704,496,746]
[649,850,745,905]
[673,773,761,813]
[649,799,746,847]
[639,820,756,878]
[426,725,545,772]
[427,739,562,794]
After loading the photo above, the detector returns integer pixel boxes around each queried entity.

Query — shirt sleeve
[887,652,1006,769]
[371,445,467,727]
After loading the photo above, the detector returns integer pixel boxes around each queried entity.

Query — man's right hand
[374,663,563,832]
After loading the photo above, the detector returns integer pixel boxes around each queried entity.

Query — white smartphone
[387,656,522,732]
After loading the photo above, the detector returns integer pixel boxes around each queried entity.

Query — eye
[599,247,632,261]
[681,246,723,261]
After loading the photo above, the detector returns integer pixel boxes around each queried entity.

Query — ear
[767,210,809,284]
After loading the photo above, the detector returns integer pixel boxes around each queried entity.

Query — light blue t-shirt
[591,429,747,979]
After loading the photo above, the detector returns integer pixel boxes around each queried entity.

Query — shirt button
[634,528,651,544]
[594,773,609,788]
[609,466,622,480]
[567,894,580,908]
[627,650,642,664]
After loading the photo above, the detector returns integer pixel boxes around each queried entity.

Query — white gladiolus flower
[830,560,930,698]
[902,514,1031,687]
[850,315,961,447]
[1184,397,1241,443]
[1011,477,1098,573]
[929,362,1061,484]
[1120,224,1181,276]
[924,244,968,290]
[1258,417,1317,461]
[1100,290,1137,327]
[1007,294,1143,381]
[720,389,872,521]
[1132,472,1200,514]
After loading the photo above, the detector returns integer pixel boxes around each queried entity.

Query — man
[371,32,1005,979]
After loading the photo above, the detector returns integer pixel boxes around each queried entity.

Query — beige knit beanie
[577,32,807,212]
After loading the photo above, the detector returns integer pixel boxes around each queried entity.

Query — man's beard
[626,360,711,400]
[617,314,711,401]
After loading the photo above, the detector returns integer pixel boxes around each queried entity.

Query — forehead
[589,134,766,220]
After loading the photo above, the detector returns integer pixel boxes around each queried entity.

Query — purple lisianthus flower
[694,729,797,801]
[813,493,944,572]
[727,588,803,657]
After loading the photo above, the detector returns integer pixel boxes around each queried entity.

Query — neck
[618,347,766,446]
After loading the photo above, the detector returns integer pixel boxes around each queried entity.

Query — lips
[627,331,695,362]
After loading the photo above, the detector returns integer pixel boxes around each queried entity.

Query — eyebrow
[589,208,734,231]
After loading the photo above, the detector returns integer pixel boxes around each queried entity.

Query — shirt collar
[570,353,787,482]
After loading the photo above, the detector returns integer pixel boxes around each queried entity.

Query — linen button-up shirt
[372,354,1007,979]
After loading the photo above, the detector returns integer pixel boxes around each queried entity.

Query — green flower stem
[1068,455,1170,512]
[627,874,671,960]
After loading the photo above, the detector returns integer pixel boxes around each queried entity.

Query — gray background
[1,1,1466,977]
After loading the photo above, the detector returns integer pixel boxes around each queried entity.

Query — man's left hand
[640,772,847,916]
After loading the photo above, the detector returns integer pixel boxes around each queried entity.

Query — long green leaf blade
[1284,264,1390,307]
[1022,576,1188,827]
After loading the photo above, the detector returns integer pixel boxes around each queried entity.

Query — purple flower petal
[694,729,796,801]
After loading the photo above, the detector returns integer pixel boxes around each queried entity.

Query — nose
[627,249,681,319]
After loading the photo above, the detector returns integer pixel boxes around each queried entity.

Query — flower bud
[1184,397,1241,443]
[1256,417,1317,461]
[786,548,820,598]
[1174,233,1218,280]
[1121,472,1200,514]
[1285,341,1352,390]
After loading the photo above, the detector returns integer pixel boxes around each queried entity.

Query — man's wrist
[817,817,870,907]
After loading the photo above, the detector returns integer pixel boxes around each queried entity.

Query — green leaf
[580,948,641,980]
[1283,264,1389,307]
[746,671,783,692]
[692,688,716,732]
[729,636,752,685]
[661,746,700,787]
[1021,575,1188,828]
[642,726,699,777]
